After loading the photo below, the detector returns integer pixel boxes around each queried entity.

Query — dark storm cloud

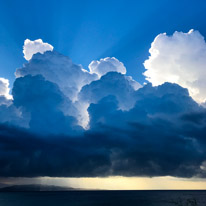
[0,74,206,178]
[87,83,206,177]
[0,124,111,177]
[12,75,82,135]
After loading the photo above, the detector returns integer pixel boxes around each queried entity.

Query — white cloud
[144,29,206,103]
[89,57,126,77]
[23,39,53,61]
[16,50,98,101]
[18,40,140,129]
[125,76,142,91]
[79,72,140,116]
[16,50,98,128]
[0,78,12,100]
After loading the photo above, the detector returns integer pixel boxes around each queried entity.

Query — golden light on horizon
[31,176,206,190]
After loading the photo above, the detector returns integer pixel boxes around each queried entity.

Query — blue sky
[1,0,206,85]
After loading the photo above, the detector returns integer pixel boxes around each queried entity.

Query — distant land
[0,184,76,192]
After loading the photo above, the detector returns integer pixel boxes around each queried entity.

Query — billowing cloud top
[89,57,127,77]
[144,29,206,103]
[1,33,206,178]
[16,50,98,101]
[23,39,53,61]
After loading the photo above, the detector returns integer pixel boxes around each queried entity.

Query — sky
[1,0,206,189]
[1,0,206,85]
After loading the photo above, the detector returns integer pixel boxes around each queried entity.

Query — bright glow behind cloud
[144,29,206,103]
[0,78,12,100]
[23,39,53,61]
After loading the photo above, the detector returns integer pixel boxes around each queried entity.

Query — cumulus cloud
[15,50,98,128]
[0,79,27,127]
[0,78,9,96]
[89,57,127,77]
[144,29,206,103]
[0,104,28,128]
[0,83,206,178]
[0,78,12,102]
[1,35,206,178]
[16,51,97,101]
[79,72,141,111]
[78,72,141,128]
[12,75,82,135]
[15,51,138,128]
[23,39,53,61]
[87,83,206,177]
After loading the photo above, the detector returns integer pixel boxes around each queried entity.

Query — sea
[0,190,205,206]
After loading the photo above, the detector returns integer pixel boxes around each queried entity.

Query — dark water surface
[0,190,206,206]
